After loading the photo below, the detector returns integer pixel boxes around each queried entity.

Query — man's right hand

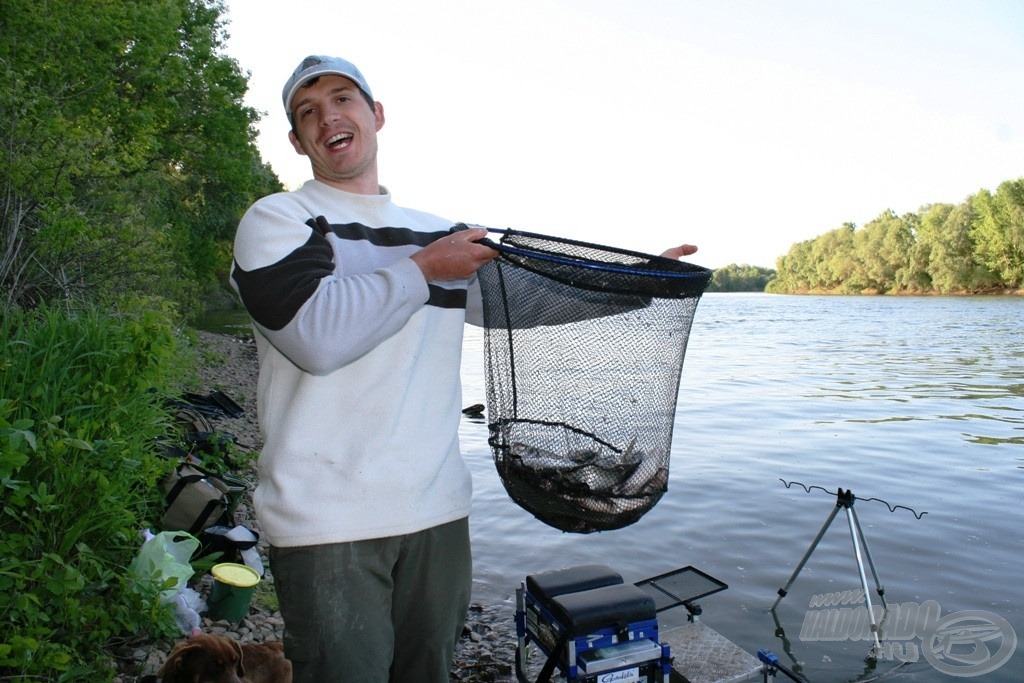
[411,227,498,282]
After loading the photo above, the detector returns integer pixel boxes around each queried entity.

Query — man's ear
[288,130,307,156]
[374,102,385,132]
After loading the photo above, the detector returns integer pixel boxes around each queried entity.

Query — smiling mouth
[326,133,353,149]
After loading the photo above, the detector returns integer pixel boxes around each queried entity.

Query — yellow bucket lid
[211,563,260,588]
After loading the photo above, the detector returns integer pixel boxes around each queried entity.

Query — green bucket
[207,563,260,622]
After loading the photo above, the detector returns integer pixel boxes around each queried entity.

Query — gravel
[114,331,518,682]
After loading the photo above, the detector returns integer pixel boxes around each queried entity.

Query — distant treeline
[707,263,776,292]
[767,178,1024,294]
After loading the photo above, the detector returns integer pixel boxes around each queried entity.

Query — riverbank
[114,330,516,682]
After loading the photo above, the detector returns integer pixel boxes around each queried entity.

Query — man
[230,55,696,682]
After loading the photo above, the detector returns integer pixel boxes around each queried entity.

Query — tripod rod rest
[835,487,855,509]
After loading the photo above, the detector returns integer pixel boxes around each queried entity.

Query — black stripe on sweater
[234,224,466,330]
[309,216,451,247]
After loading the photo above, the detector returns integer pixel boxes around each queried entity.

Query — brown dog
[158,633,292,683]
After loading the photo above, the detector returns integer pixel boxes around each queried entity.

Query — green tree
[0,0,281,313]
[810,223,858,291]
[768,239,816,292]
[914,203,952,291]
[851,210,916,293]
[918,202,999,292]
[972,180,1024,287]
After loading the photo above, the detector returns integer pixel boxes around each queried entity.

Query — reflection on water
[461,293,1023,682]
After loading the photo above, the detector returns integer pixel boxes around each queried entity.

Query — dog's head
[157,634,246,683]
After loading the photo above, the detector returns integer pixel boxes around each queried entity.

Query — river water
[458,293,1023,682]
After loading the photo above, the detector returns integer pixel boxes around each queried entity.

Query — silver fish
[507,437,643,495]
[569,467,669,516]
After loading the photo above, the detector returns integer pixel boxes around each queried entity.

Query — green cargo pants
[269,517,472,683]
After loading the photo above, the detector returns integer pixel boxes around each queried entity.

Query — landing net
[474,228,712,533]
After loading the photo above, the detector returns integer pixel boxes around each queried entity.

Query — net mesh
[475,228,712,533]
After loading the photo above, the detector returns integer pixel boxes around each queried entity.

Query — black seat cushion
[549,583,656,637]
[526,564,623,605]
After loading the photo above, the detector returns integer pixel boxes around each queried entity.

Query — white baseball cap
[282,55,373,123]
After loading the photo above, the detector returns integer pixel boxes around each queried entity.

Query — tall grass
[0,302,195,680]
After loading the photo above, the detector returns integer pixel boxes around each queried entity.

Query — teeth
[327,133,352,146]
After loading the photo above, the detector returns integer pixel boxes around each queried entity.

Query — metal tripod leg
[848,503,887,610]
[844,504,883,650]
[771,489,888,651]
[771,501,842,611]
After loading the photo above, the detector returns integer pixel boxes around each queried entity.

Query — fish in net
[472,227,712,533]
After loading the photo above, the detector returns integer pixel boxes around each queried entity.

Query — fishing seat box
[516,564,670,682]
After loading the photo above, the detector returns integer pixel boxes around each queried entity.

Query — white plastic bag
[129,529,200,605]
[172,587,207,636]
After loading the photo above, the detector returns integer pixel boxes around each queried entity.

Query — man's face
[288,75,385,194]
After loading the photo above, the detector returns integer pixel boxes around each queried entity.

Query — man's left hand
[660,244,698,259]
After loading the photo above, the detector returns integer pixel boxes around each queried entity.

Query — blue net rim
[480,227,713,282]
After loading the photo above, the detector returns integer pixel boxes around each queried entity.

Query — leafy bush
[0,302,196,679]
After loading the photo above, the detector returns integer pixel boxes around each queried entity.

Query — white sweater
[230,180,479,547]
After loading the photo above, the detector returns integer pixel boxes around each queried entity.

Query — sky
[220,0,1023,269]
